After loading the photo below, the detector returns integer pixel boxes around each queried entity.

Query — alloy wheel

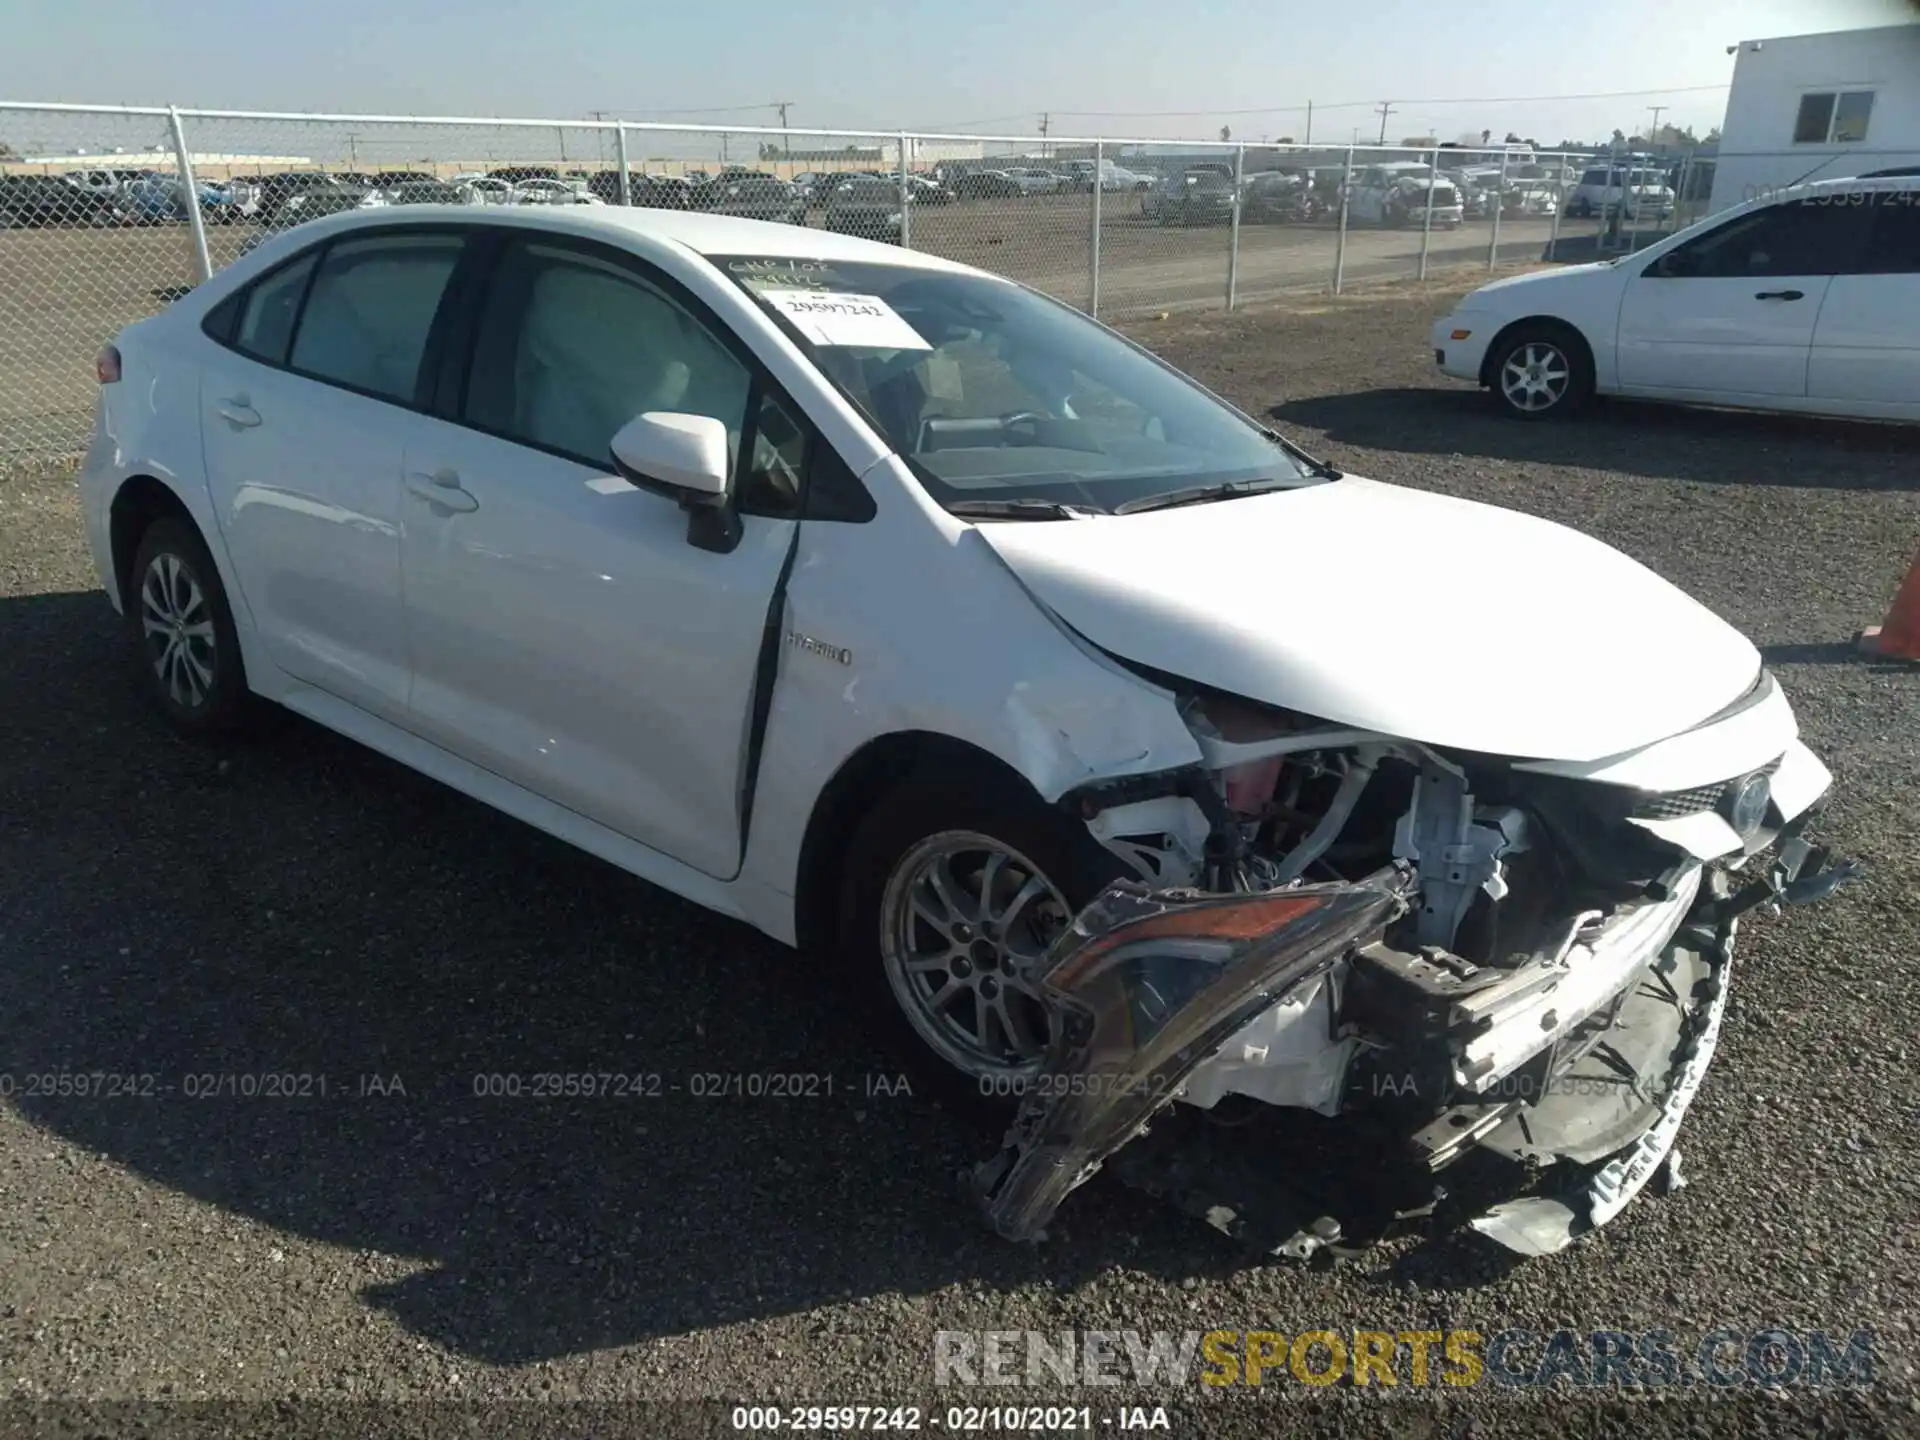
[878,830,1073,1080]
[139,552,217,709]
[1499,341,1571,413]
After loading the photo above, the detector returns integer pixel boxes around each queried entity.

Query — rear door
[1809,190,1920,412]
[1615,196,1869,398]
[198,228,467,718]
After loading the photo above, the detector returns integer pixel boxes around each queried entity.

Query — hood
[977,477,1760,763]
[1464,262,1614,301]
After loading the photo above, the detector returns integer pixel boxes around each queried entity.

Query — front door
[1809,192,1920,410]
[1616,195,1867,398]
[398,234,805,879]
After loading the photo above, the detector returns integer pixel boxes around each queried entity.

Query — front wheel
[1489,324,1594,421]
[839,772,1125,1112]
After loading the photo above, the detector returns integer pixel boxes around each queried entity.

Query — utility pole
[774,101,794,169]
[1304,100,1313,146]
[1374,101,1397,145]
[1039,111,1050,158]
[590,110,608,167]
[1645,104,1667,147]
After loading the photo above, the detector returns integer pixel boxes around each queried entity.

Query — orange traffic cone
[1858,547,1920,661]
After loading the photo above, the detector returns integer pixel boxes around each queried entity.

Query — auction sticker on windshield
[758,289,932,350]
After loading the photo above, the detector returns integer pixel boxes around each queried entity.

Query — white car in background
[1348,162,1464,227]
[512,178,603,206]
[79,203,1850,1257]
[448,174,515,204]
[1564,165,1675,219]
[1002,167,1063,196]
[1434,173,1920,422]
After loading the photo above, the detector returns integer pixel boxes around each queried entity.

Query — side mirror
[610,412,731,503]
[608,412,741,554]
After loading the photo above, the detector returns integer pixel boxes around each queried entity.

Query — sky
[2,0,1913,154]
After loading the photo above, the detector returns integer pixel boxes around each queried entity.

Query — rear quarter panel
[79,305,257,638]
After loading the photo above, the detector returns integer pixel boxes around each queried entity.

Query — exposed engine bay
[971,680,1858,1258]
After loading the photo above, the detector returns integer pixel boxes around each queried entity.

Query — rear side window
[287,234,463,404]
[234,252,320,365]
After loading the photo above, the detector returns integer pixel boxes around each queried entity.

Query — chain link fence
[13,100,1909,468]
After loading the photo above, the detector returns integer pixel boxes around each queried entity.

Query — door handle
[405,468,479,514]
[1754,289,1805,301]
[216,397,261,428]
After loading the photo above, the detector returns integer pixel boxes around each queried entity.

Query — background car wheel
[126,516,252,735]
[839,770,1127,1116]
[1489,323,1594,421]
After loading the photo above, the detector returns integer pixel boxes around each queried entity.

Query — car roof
[241,203,976,275]
[1796,173,1920,195]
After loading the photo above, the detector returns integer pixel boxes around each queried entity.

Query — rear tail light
[95,345,121,384]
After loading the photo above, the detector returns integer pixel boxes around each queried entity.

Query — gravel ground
[2,278,1916,1438]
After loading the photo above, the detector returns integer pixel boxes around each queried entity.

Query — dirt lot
[0,197,1595,461]
[1,277,1915,1437]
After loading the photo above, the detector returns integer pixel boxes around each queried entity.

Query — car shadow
[0,589,1266,1363]
[2,588,1567,1363]
[1268,388,1920,490]
[1760,641,1878,668]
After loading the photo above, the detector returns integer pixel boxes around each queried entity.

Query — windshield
[716,255,1322,514]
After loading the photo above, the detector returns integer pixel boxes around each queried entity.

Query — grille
[1632,755,1783,820]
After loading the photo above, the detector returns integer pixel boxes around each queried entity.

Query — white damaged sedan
[78,204,1854,1257]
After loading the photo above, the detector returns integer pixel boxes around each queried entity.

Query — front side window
[1654,197,1868,279]
[716,255,1324,516]
[1859,197,1920,274]
[464,240,751,471]
[288,234,463,402]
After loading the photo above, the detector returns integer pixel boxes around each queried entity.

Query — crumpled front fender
[969,871,1412,1243]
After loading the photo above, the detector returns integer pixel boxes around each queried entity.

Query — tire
[126,516,253,735]
[838,770,1127,1115]
[1487,322,1594,421]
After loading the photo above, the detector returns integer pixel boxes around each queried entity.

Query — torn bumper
[971,823,1857,1257]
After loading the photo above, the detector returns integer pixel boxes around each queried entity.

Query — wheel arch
[1477,315,1597,389]
[792,730,1049,956]
[108,474,198,612]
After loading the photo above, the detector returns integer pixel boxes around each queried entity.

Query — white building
[1708,23,1920,213]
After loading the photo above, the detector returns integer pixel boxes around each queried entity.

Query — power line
[1050,82,1730,120]
[595,102,788,117]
